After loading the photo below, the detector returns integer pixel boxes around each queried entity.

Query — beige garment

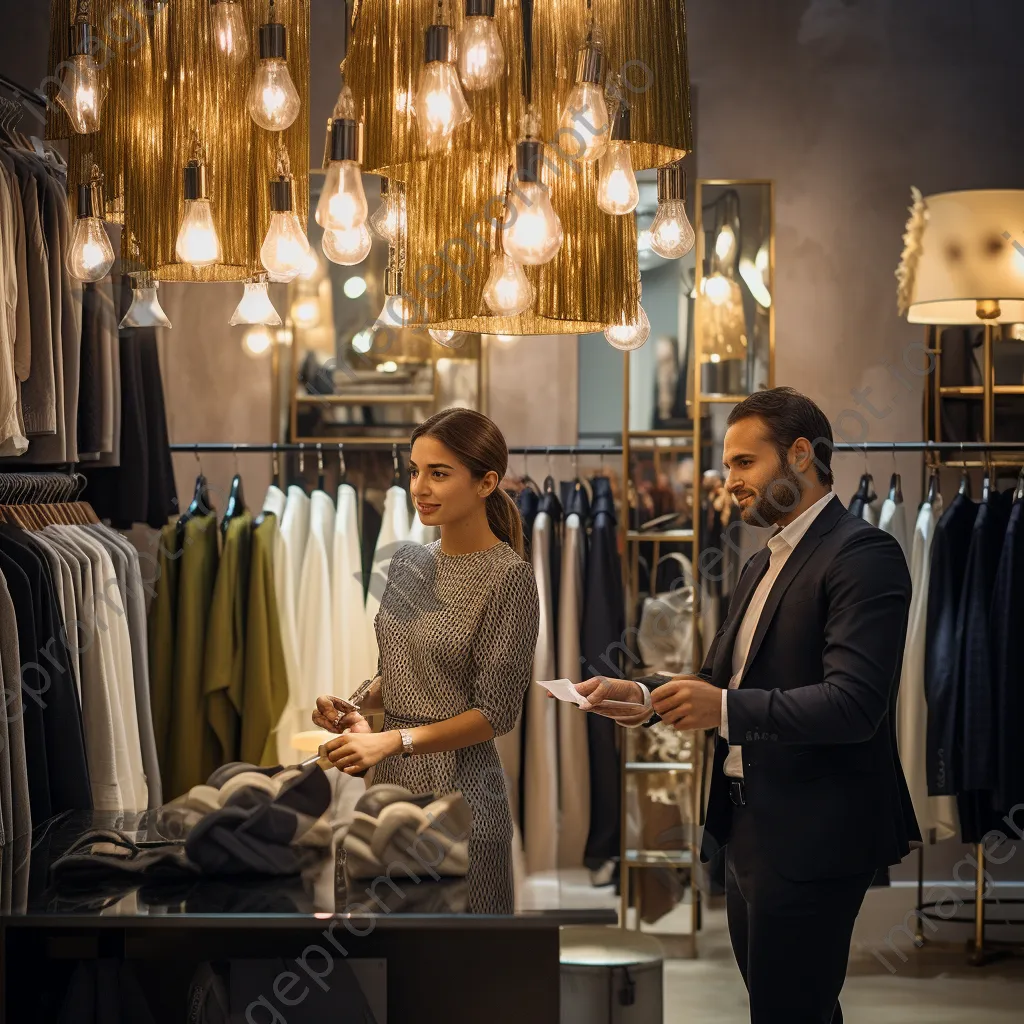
[332,482,370,699]
[276,486,310,763]
[0,169,26,456]
[557,512,591,867]
[523,511,559,875]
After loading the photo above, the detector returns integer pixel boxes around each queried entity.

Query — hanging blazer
[649,496,920,881]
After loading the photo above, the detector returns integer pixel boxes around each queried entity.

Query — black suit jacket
[652,496,920,882]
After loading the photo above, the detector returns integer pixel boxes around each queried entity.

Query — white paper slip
[536,678,588,707]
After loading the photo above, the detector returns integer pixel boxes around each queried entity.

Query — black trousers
[725,802,874,1023]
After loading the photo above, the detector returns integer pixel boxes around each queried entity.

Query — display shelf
[625,761,694,773]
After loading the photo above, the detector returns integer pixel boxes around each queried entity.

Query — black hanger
[888,472,903,504]
[392,444,402,487]
[982,460,991,503]
[221,447,247,536]
[1015,465,1024,503]
[958,470,972,498]
[856,472,875,503]
[272,442,281,489]
[338,443,348,486]
[519,449,540,493]
[926,467,940,505]
[177,448,213,532]
[543,448,556,494]
[316,443,326,492]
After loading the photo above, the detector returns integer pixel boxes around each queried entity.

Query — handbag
[637,552,697,675]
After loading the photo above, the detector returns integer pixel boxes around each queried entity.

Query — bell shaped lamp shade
[898,189,1024,324]
[231,279,283,326]
[120,275,172,329]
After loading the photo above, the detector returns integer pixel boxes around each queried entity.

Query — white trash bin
[560,927,663,1024]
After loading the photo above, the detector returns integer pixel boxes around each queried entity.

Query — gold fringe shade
[46,0,311,283]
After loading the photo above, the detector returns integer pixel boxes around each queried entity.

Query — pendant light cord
[521,0,534,106]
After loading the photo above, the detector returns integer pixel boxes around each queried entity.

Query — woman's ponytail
[486,487,525,559]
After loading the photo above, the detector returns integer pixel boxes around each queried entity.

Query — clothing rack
[0,72,47,109]
[169,443,624,455]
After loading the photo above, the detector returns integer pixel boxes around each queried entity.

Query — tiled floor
[665,906,1024,1022]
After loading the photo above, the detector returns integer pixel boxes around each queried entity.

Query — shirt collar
[768,491,835,554]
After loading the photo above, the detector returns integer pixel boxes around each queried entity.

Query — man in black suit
[581,387,920,1023]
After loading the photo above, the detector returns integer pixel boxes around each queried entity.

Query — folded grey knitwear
[50,764,333,885]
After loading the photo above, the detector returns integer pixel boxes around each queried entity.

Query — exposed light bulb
[377,360,399,373]
[56,27,106,135]
[457,3,504,91]
[316,160,368,230]
[559,80,609,163]
[297,246,321,281]
[290,295,321,330]
[605,303,651,351]
[242,325,274,359]
[352,328,374,354]
[343,275,367,299]
[715,223,737,262]
[650,200,695,259]
[368,184,407,245]
[637,228,653,252]
[375,294,415,330]
[503,179,563,266]
[248,17,300,131]
[597,142,639,216]
[483,251,535,315]
[415,25,472,152]
[212,0,249,64]
[176,199,222,268]
[261,211,313,282]
[67,181,114,282]
[430,329,457,346]
[120,276,172,329]
[704,273,733,305]
[231,279,282,326]
[322,224,371,266]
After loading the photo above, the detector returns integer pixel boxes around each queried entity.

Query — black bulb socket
[259,22,288,61]
[424,24,451,64]
[575,41,604,86]
[269,176,293,213]
[611,104,631,143]
[183,160,209,202]
[657,161,686,204]
[516,139,544,185]
[465,0,496,16]
[70,22,96,57]
[329,118,363,163]
[76,180,104,220]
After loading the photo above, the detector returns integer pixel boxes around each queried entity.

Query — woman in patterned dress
[313,409,540,913]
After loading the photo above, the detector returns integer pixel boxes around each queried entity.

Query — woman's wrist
[386,730,405,757]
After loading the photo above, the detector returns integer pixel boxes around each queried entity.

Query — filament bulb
[597,142,639,216]
[316,161,368,231]
[322,225,372,266]
[67,217,114,283]
[650,200,695,259]
[261,212,313,282]
[212,0,249,64]
[175,198,222,268]
[414,47,472,151]
[605,303,651,351]
[503,181,563,267]
[483,252,535,316]
[458,13,504,91]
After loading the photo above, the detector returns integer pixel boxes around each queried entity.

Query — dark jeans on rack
[725,801,874,1024]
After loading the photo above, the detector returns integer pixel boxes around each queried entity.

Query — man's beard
[740,458,804,527]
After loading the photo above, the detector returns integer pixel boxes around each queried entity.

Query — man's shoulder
[826,510,912,583]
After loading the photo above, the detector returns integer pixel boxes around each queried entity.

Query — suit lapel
[711,547,770,687]
[739,495,845,685]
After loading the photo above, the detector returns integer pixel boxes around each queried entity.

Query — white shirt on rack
[721,491,836,778]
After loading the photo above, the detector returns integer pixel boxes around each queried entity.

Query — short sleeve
[471,560,540,736]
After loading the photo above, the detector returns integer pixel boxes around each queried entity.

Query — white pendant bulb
[503,141,563,266]
[247,7,300,131]
[67,179,114,283]
[322,224,372,266]
[175,158,222,269]
[597,142,639,216]
[316,83,369,232]
[414,24,472,152]
[483,251,535,316]
[56,23,106,134]
[368,179,407,246]
[231,277,282,326]
[650,161,696,260]
[457,0,504,91]
[429,329,458,347]
[605,303,651,351]
[211,0,249,64]
[559,26,609,163]
[120,274,172,329]
[260,175,313,282]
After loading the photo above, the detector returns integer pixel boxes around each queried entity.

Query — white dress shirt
[721,491,836,778]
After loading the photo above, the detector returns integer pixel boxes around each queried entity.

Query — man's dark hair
[727,387,834,486]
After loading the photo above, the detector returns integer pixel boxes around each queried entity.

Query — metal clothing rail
[169,443,624,455]
[0,72,47,109]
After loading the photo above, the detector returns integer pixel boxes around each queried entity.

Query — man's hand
[576,676,646,707]
[652,675,723,731]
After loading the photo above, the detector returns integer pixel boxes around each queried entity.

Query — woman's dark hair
[410,408,525,557]
[727,387,835,486]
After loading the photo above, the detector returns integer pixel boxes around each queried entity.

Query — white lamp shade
[901,189,1024,324]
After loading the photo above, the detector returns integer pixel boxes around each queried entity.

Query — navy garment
[954,489,1011,842]
[924,492,978,796]
[581,476,625,867]
[992,497,1024,815]
[0,527,92,818]
[517,486,539,563]
[539,486,564,644]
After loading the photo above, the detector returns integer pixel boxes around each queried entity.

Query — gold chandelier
[46,0,311,285]
[342,0,693,336]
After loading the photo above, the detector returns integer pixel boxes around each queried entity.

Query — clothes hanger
[520,449,540,494]
[221,447,247,535]
[392,444,402,488]
[543,448,556,495]
[338,443,348,486]
[888,443,902,504]
[981,454,991,503]
[1015,464,1024,503]
[926,466,940,505]
[177,447,214,537]
[297,443,308,494]
[272,442,281,489]
[957,442,972,497]
[316,443,326,493]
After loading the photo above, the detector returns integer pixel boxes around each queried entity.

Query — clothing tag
[536,678,588,707]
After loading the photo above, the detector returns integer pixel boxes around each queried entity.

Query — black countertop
[0,812,616,930]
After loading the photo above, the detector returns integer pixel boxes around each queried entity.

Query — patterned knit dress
[372,540,540,913]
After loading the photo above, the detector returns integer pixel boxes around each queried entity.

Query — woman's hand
[312,696,372,735]
[322,730,402,775]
